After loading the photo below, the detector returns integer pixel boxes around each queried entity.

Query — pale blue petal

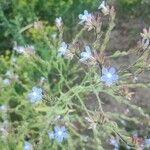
[109,67,116,74]
[32,86,38,92]
[23,141,32,150]
[53,126,68,143]
[101,75,108,82]
[98,1,105,9]
[79,20,84,24]
[79,14,83,19]
[80,52,87,57]
[63,132,68,139]
[102,67,109,75]
[34,87,42,93]
[60,126,66,132]
[146,139,150,146]
[105,79,113,86]
[58,52,63,57]
[61,42,67,49]
[48,131,55,139]
[56,135,64,143]
[58,17,62,21]
[114,147,119,150]
[112,74,119,81]
[84,10,88,15]
[80,57,87,62]
[85,46,91,54]
[0,105,7,112]
[54,126,60,132]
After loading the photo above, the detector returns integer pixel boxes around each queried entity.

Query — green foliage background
[0,0,150,52]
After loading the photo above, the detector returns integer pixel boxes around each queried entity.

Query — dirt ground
[85,18,150,149]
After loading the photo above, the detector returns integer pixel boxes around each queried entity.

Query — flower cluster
[48,126,68,143]
[57,44,119,87]
[56,6,119,87]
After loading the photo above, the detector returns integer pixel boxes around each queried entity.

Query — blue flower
[0,105,7,112]
[13,45,25,54]
[58,42,68,57]
[79,10,92,24]
[54,126,68,143]
[48,126,68,143]
[146,138,150,147]
[55,17,63,28]
[101,67,119,86]
[23,141,33,150]
[28,86,43,103]
[80,46,92,62]
[110,137,119,150]
[3,79,10,86]
[48,131,55,139]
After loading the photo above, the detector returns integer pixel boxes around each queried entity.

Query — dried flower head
[119,85,135,100]
[85,111,108,129]
[93,51,106,65]
[33,21,43,30]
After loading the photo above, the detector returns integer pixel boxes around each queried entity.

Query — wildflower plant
[0,1,150,150]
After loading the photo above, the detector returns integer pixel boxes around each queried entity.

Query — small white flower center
[58,131,62,136]
[32,92,37,96]
[107,73,112,78]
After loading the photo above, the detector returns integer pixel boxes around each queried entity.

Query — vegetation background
[0,0,150,150]
[0,0,150,52]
